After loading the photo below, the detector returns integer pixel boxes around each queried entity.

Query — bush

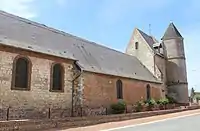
[196,96,200,101]
[110,100,126,114]
[166,95,176,104]
[135,100,145,112]
[144,99,157,111]
[157,98,169,105]
[145,98,157,107]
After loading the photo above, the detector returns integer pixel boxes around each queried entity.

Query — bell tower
[162,23,188,104]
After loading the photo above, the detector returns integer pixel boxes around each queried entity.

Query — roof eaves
[0,38,76,61]
[82,69,162,84]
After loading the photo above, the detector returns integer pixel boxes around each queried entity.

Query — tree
[196,96,200,101]
[191,88,195,97]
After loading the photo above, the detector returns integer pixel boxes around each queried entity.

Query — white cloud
[0,0,37,19]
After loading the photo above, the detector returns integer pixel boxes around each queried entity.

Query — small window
[135,42,139,50]
[50,63,64,92]
[12,56,31,90]
[116,79,123,99]
[146,84,151,100]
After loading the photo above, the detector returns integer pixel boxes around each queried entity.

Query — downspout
[71,61,82,117]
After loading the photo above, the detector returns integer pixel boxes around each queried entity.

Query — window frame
[116,79,123,99]
[146,84,151,100]
[50,62,65,92]
[135,42,139,50]
[11,55,32,91]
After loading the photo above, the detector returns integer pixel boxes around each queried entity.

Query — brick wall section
[0,45,74,110]
[82,71,163,107]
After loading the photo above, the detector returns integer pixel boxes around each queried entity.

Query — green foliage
[135,100,145,112]
[157,98,169,105]
[196,96,200,100]
[145,98,157,107]
[110,100,126,114]
[166,95,176,104]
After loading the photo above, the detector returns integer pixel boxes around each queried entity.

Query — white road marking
[1,119,30,122]
[101,112,200,131]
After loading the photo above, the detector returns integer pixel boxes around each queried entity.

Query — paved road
[108,114,200,131]
[62,110,200,131]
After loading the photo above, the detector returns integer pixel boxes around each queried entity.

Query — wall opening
[116,79,123,99]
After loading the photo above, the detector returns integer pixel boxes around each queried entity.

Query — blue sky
[0,0,200,91]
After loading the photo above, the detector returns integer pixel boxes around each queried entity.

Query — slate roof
[137,29,156,48]
[0,10,161,83]
[137,29,164,56]
[162,23,183,40]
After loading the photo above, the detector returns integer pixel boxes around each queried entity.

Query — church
[0,10,188,112]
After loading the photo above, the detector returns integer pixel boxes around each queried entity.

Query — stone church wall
[0,45,74,110]
[155,54,167,94]
[0,44,164,119]
[155,55,166,81]
[82,71,163,108]
[126,29,155,77]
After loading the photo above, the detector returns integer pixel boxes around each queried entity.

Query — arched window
[51,63,64,91]
[12,56,31,90]
[146,84,151,100]
[116,80,123,99]
[135,42,139,50]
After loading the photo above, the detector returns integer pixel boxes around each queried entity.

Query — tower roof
[162,23,183,40]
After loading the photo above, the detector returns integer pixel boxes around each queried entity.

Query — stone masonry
[126,28,166,95]
[0,45,74,110]
[126,23,189,104]
[0,44,163,119]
